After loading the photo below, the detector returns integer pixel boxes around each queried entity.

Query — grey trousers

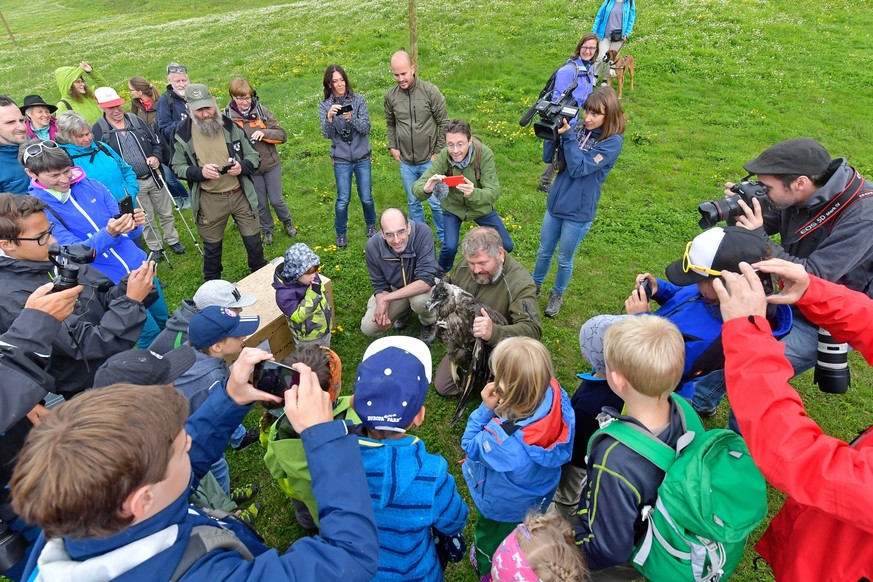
[253,165,292,233]
[136,177,179,250]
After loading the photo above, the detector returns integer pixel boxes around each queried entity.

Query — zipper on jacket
[408,91,415,164]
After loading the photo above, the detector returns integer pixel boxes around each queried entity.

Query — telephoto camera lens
[814,328,851,394]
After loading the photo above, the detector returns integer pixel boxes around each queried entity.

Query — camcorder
[520,80,580,142]
[48,243,96,293]
[697,177,772,228]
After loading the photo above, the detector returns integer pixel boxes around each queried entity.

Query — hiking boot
[147,249,163,263]
[366,225,376,238]
[170,242,186,255]
[536,182,550,193]
[393,311,411,330]
[544,292,564,318]
[262,231,273,245]
[420,323,437,344]
[535,283,542,298]
[284,220,297,237]
[336,235,347,248]
[236,502,262,527]
[232,427,260,452]
[230,483,260,505]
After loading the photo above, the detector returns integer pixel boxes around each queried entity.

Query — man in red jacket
[714,258,873,581]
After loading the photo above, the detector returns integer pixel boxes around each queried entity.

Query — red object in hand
[442,175,465,187]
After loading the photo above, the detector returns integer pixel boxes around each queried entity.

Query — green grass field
[1,0,872,579]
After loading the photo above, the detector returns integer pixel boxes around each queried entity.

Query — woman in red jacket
[716,258,873,581]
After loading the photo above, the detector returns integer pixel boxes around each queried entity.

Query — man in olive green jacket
[171,84,266,281]
[412,119,514,272]
[385,51,447,243]
[434,227,541,396]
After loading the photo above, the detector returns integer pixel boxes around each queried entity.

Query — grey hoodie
[172,350,227,412]
[147,299,198,355]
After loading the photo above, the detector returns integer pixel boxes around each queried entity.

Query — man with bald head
[0,95,29,194]
[362,207,439,342]
[384,51,447,244]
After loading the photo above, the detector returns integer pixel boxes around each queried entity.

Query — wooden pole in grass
[408,0,418,66]
[0,11,16,47]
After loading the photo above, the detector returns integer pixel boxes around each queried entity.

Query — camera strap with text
[789,170,872,243]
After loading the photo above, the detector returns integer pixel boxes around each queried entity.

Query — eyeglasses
[9,223,54,245]
[682,241,722,277]
[446,141,469,151]
[22,140,58,165]
[304,265,320,275]
[233,95,252,102]
[167,65,188,74]
[383,227,408,240]
[580,46,598,52]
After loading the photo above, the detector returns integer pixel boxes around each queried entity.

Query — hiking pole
[154,168,203,256]
[123,184,172,268]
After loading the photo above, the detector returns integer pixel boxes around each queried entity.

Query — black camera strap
[791,170,872,242]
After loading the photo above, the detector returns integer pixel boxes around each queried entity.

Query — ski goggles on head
[22,140,58,165]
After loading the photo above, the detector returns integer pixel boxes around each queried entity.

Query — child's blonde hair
[494,512,589,581]
[603,315,684,397]
[490,337,554,421]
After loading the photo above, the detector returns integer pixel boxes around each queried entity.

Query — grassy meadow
[1,0,872,579]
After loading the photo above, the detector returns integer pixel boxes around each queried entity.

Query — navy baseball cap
[354,337,432,433]
[189,306,260,349]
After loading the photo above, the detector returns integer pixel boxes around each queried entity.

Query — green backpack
[587,395,767,581]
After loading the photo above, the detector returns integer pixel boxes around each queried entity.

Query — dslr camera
[697,177,771,228]
[520,81,580,142]
[48,243,96,293]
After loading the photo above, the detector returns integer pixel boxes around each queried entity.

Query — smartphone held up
[252,360,301,398]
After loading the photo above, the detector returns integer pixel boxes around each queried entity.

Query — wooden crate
[235,258,334,361]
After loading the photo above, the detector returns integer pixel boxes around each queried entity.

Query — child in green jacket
[263,345,357,530]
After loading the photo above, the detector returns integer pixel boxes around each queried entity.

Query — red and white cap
[95,87,125,108]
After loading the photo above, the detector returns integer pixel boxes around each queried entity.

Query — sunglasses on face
[22,140,58,165]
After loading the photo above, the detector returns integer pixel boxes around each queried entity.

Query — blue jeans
[210,455,231,496]
[532,210,592,295]
[400,161,444,243]
[692,313,820,434]
[440,210,515,272]
[334,159,376,236]
[209,424,247,495]
[162,164,188,200]
[138,280,169,348]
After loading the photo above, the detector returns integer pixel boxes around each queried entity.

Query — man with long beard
[171,84,266,280]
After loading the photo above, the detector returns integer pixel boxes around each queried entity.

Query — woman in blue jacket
[591,0,636,80]
[534,86,626,317]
